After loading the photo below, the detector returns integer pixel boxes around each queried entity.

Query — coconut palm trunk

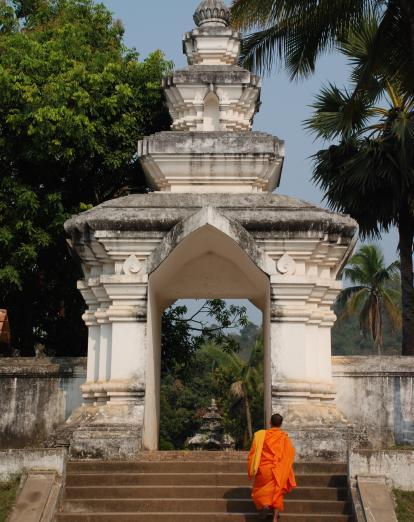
[243,385,253,440]
[399,214,414,356]
[372,295,383,356]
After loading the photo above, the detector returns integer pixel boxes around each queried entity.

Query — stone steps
[65,472,348,488]
[65,485,348,501]
[66,461,347,474]
[56,514,354,521]
[56,456,354,521]
[61,499,350,514]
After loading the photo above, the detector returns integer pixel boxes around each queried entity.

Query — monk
[247,413,296,521]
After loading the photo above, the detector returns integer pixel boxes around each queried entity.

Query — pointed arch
[147,206,272,276]
[203,91,220,131]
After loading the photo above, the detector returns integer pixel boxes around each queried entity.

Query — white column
[102,277,148,405]
[92,282,111,404]
[86,325,100,383]
[270,282,337,422]
[77,281,100,405]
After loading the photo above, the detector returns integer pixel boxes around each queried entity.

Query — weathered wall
[0,358,85,448]
[349,449,414,490]
[333,356,414,447]
[0,356,413,450]
[0,448,66,480]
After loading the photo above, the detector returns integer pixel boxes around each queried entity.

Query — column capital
[107,302,147,323]
[82,310,98,326]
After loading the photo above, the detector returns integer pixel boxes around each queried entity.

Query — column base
[45,393,145,460]
[68,401,144,460]
[272,402,371,461]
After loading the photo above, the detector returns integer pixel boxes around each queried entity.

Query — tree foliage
[231,0,414,91]
[200,337,264,443]
[336,245,401,354]
[0,0,171,355]
[161,299,248,376]
[306,16,414,355]
[159,312,263,451]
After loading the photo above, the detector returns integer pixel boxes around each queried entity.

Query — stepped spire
[194,0,230,27]
[137,0,284,194]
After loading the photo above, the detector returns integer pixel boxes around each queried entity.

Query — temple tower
[64,0,358,460]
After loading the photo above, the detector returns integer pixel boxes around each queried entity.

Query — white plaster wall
[0,449,66,481]
[110,322,146,383]
[0,359,85,448]
[98,323,111,382]
[333,356,414,446]
[349,450,414,490]
[86,325,100,383]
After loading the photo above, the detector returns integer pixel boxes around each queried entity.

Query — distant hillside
[332,308,401,355]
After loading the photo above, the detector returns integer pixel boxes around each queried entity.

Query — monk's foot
[273,510,280,522]
[260,506,272,519]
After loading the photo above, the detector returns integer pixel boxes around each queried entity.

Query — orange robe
[248,428,296,511]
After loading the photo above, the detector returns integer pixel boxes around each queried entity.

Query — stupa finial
[194,0,230,27]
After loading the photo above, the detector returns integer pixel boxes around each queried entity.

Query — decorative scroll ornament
[123,255,143,275]
[276,253,296,275]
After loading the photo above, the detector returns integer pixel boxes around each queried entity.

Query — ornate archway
[64,0,357,460]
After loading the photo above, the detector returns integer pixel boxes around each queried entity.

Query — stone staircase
[55,453,354,521]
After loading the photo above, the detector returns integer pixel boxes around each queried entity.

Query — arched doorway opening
[158,298,263,450]
[203,91,221,131]
[144,222,270,450]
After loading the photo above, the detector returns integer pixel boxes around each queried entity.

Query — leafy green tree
[159,355,217,451]
[0,0,171,355]
[230,0,414,91]
[200,337,264,443]
[336,245,401,354]
[161,299,248,375]
[159,301,261,450]
[332,310,401,355]
[305,17,414,355]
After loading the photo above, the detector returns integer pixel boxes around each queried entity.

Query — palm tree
[230,0,414,91]
[305,16,414,354]
[337,245,401,354]
[202,339,263,441]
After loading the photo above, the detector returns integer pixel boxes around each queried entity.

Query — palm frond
[230,380,245,400]
[232,0,372,77]
[239,23,289,75]
[382,290,402,331]
[336,284,367,307]
[305,83,372,140]
[200,343,242,374]
[339,287,369,321]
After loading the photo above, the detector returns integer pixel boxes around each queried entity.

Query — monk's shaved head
[270,413,283,427]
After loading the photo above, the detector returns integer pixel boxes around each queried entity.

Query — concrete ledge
[0,358,86,377]
[357,475,398,522]
[0,449,67,481]
[332,356,414,377]
[349,449,414,490]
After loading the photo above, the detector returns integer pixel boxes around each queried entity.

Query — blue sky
[102,0,400,324]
